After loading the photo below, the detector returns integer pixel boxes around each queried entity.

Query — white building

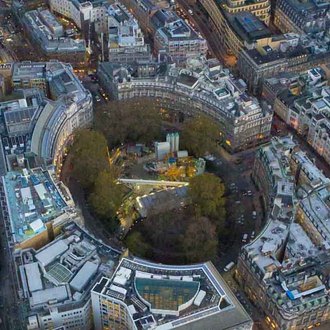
[9,61,93,166]
[151,9,207,63]
[98,57,273,152]
[19,223,121,330]
[103,2,151,63]
[91,258,253,330]
[49,0,108,29]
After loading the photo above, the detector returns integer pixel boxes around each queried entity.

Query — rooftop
[102,57,269,120]
[244,33,329,66]
[226,12,272,43]
[240,136,330,315]
[18,222,121,312]
[2,167,73,244]
[24,9,86,53]
[92,257,253,329]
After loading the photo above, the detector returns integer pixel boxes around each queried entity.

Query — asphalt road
[208,146,265,269]
[176,0,233,64]
[0,206,25,330]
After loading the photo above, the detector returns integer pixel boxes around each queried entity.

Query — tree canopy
[70,129,109,189]
[180,115,220,157]
[95,98,162,147]
[182,216,218,263]
[125,206,220,264]
[69,129,124,232]
[88,171,124,231]
[189,173,225,220]
[125,231,152,258]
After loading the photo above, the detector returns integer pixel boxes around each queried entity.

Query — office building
[48,0,109,31]
[238,33,330,95]
[0,167,76,250]
[91,257,253,329]
[98,57,273,152]
[101,2,152,63]
[23,8,86,63]
[119,0,173,33]
[1,61,93,167]
[274,0,330,34]
[151,9,207,62]
[114,1,206,63]
[196,0,270,58]
[18,222,121,330]
[237,136,330,329]
[219,11,272,57]
[263,68,330,165]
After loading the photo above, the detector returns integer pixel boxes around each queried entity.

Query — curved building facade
[236,137,330,330]
[98,58,272,152]
[9,61,93,166]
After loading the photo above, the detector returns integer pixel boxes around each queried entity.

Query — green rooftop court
[46,262,73,285]
[135,278,200,312]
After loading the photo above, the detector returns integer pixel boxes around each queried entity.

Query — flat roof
[2,168,69,244]
[70,261,99,292]
[25,262,43,292]
[227,12,272,43]
[30,286,68,306]
[35,239,68,267]
[92,257,253,329]
[135,277,199,312]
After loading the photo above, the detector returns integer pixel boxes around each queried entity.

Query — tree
[70,129,109,189]
[88,171,124,231]
[189,173,225,222]
[95,98,162,147]
[182,216,218,263]
[180,115,220,157]
[125,231,152,258]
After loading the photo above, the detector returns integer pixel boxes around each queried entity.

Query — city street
[208,145,264,269]
[176,0,237,66]
[0,12,39,62]
[0,207,26,330]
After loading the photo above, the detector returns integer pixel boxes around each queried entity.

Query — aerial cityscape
[0,0,329,329]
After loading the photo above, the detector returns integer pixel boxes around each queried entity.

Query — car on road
[224,261,235,272]
[242,233,248,243]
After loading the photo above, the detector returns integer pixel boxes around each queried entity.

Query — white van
[224,261,235,272]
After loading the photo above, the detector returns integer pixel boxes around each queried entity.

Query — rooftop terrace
[2,168,71,244]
